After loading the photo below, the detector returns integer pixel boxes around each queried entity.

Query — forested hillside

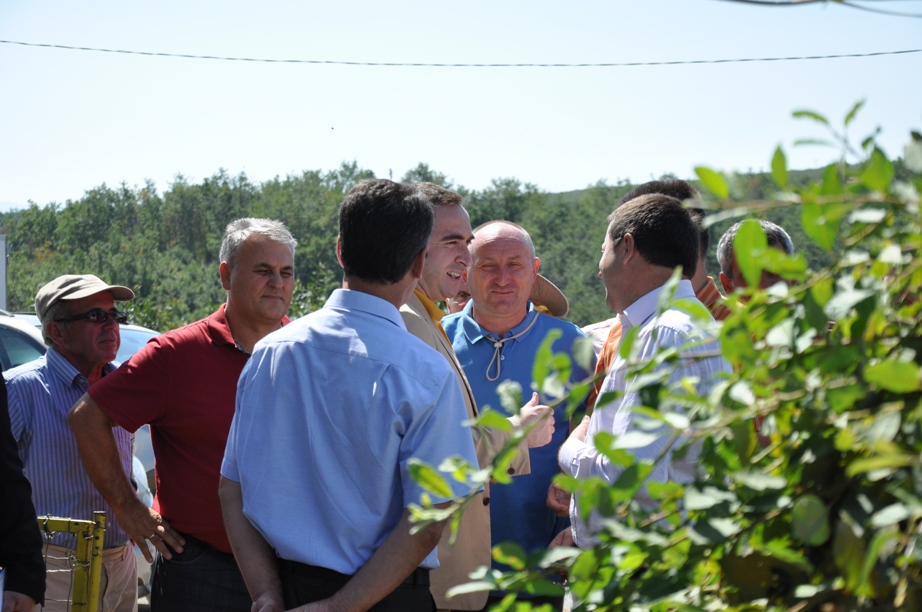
[0,162,847,332]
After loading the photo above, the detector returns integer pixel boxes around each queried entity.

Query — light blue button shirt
[5,349,133,549]
[222,289,478,574]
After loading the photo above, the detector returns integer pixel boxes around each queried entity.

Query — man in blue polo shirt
[220,179,479,611]
[442,221,593,610]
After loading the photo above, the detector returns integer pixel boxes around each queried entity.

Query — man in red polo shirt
[68,218,296,612]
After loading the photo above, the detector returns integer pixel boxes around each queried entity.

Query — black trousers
[278,557,436,612]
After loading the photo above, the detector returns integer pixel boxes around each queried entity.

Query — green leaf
[833,520,866,591]
[844,99,865,127]
[794,137,834,148]
[793,109,830,126]
[685,486,737,511]
[801,202,851,252]
[733,220,768,287]
[846,454,915,477]
[849,207,887,224]
[792,494,831,546]
[492,541,528,570]
[820,163,843,196]
[771,146,788,189]
[864,361,921,393]
[475,409,513,433]
[408,458,454,499]
[732,471,788,491]
[532,328,562,397]
[871,503,912,528]
[859,148,895,193]
[694,166,729,199]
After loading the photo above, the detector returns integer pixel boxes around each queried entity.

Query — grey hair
[717,219,795,276]
[40,300,72,347]
[219,218,297,268]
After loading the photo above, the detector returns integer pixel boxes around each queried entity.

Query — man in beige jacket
[400,183,554,611]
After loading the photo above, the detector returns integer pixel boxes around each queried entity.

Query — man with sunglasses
[69,218,296,612]
[4,274,138,612]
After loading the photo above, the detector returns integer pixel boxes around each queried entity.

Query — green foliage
[413,108,922,611]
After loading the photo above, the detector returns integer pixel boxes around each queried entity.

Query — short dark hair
[338,179,434,284]
[414,182,463,208]
[607,193,698,277]
[621,179,709,257]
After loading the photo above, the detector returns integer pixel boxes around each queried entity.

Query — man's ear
[532,256,541,278]
[719,271,733,294]
[622,233,637,264]
[45,321,65,348]
[219,261,232,291]
[335,238,345,269]
[409,247,428,281]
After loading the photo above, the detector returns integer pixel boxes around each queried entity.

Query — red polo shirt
[90,306,287,552]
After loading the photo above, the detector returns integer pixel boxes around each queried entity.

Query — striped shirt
[4,349,132,549]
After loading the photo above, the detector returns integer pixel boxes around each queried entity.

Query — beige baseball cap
[35,274,135,320]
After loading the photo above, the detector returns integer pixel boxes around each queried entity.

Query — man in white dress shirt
[557,193,731,548]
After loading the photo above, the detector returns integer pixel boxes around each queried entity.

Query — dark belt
[277,557,430,587]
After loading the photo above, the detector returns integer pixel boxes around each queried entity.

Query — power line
[0,39,920,68]
[716,0,922,18]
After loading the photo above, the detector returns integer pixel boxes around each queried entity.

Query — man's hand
[118,501,185,563]
[519,392,555,448]
[249,588,284,612]
[546,482,571,518]
[2,591,36,612]
[570,415,590,444]
[548,527,575,551]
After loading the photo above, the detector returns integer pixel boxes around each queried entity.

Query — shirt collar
[413,288,445,324]
[325,288,407,331]
[457,299,538,344]
[621,279,696,331]
[46,347,116,389]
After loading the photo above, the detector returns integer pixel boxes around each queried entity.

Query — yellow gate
[37,511,105,612]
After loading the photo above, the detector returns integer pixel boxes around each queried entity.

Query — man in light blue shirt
[220,179,479,612]
[442,221,592,610]
[4,274,138,612]
[557,193,731,547]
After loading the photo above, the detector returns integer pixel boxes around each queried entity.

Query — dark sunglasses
[55,308,129,325]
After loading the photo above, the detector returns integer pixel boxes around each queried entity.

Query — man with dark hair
[220,179,479,611]
[556,194,730,547]
[442,220,592,610]
[0,376,45,612]
[716,219,795,293]
[68,218,296,612]
[401,183,554,611]
[5,274,138,612]
[578,180,730,433]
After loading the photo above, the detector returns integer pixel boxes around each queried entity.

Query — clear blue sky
[1,0,919,211]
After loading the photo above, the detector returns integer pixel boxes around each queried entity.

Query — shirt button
[482,497,490,506]
[507,467,515,475]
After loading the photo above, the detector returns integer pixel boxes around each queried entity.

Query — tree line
[0,161,845,333]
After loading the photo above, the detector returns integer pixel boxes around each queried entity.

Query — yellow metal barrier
[37,512,106,612]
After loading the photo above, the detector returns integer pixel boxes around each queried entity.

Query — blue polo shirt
[443,302,592,567]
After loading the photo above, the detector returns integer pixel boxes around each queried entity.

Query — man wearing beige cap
[442,221,593,610]
[4,274,138,612]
